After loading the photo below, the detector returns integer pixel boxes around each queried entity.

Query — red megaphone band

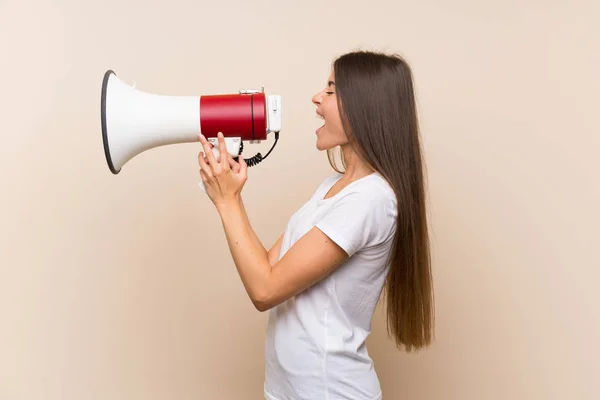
[199,93,267,141]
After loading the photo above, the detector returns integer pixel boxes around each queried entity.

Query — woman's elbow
[252,297,275,312]
[252,299,272,312]
[251,290,278,312]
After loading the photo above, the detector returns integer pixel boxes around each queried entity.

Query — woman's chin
[315,127,323,149]
[316,139,325,151]
[315,128,340,151]
[316,138,332,151]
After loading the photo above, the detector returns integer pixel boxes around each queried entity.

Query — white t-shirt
[264,171,398,400]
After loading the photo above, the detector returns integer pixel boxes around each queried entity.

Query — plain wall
[1,0,598,399]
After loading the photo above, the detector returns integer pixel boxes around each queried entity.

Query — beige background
[1,0,599,399]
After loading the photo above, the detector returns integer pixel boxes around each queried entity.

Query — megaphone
[100,69,282,179]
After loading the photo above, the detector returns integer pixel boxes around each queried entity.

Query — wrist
[216,196,242,215]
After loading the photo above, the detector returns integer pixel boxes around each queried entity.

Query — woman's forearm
[217,199,272,308]
[238,196,268,260]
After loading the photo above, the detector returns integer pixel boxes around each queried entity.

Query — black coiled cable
[234,131,280,167]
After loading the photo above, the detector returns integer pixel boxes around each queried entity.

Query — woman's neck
[339,144,375,181]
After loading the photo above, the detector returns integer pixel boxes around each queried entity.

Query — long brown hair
[328,50,434,352]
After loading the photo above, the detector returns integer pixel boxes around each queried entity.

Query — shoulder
[315,172,397,256]
[339,172,397,214]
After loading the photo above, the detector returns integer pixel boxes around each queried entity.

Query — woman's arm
[239,196,284,266]
[197,133,344,309]
[267,233,284,266]
[217,200,348,311]
[238,196,267,260]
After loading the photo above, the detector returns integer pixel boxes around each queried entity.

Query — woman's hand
[198,132,248,210]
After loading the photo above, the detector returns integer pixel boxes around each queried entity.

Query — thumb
[228,155,240,172]
[240,156,248,176]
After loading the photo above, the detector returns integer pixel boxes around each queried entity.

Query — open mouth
[316,112,325,133]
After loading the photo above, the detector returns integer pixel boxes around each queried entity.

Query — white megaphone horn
[100,70,282,182]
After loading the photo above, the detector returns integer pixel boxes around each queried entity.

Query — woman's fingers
[199,167,208,182]
[228,155,241,172]
[198,151,212,179]
[198,134,218,169]
[217,132,230,170]
[239,155,248,178]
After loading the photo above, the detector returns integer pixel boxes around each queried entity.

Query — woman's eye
[326,91,334,95]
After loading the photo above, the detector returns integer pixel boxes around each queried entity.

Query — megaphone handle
[207,137,242,162]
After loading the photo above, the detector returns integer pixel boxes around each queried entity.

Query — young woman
[197,50,434,400]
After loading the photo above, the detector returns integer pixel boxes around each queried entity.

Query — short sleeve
[315,187,397,257]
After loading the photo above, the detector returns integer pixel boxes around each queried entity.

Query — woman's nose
[312,92,321,105]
